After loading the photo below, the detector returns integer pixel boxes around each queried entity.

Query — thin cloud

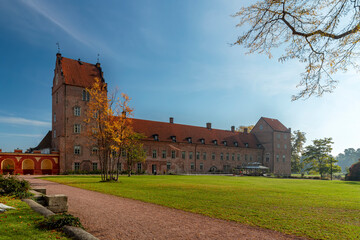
[0,116,50,127]
[21,0,92,48]
[0,133,43,138]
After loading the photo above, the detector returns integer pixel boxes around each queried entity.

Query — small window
[203,152,207,160]
[190,162,195,170]
[74,146,81,155]
[266,153,270,162]
[282,155,286,162]
[74,124,81,133]
[171,150,176,159]
[200,138,205,144]
[244,143,249,148]
[92,147,99,155]
[167,162,171,170]
[231,154,235,161]
[181,151,186,159]
[234,142,238,147]
[237,154,240,161]
[74,106,81,116]
[284,134,287,139]
[74,162,80,171]
[223,141,227,146]
[189,151,193,159]
[213,140,217,145]
[56,92,58,104]
[200,163,204,170]
[152,150,157,158]
[226,153,229,161]
[284,144,287,149]
[171,136,176,142]
[259,124,263,130]
[154,135,159,141]
[211,153,215,160]
[162,150,166,158]
[53,129,56,138]
[53,113,56,123]
[276,155,280,162]
[220,153,224,160]
[250,155,253,161]
[245,154,248,161]
[258,155,261,161]
[187,137,192,143]
[92,162,98,171]
[277,133,280,139]
[137,163,142,172]
[277,143,280,149]
[117,162,122,171]
[121,149,126,157]
[196,152,200,160]
[82,90,90,101]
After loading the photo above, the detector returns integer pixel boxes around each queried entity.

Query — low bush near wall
[0,174,32,199]
[37,213,83,230]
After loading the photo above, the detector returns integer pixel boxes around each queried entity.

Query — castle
[0,54,291,176]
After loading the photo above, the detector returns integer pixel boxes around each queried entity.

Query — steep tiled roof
[34,131,52,150]
[61,57,103,88]
[262,117,289,132]
[131,119,262,149]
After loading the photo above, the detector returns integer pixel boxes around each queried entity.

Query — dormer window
[171,136,176,142]
[187,137,192,143]
[244,143,249,148]
[223,141,227,146]
[213,140,217,145]
[257,144,262,148]
[234,142,238,147]
[200,138,205,144]
[153,134,159,141]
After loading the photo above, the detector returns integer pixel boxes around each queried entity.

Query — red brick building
[2,54,290,176]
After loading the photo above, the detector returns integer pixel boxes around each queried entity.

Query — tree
[303,137,334,179]
[85,78,133,182]
[236,125,254,132]
[291,130,306,174]
[327,155,342,180]
[336,148,360,172]
[123,133,146,177]
[345,159,360,181]
[234,1,360,100]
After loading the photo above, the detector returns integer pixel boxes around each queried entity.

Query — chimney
[14,149,22,153]
[206,122,211,129]
[231,126,235,132]
[0,149,2,153]
[169,117,174,124]
[56,53,62,58]
[96,62,101,68]
[244,128,248,134]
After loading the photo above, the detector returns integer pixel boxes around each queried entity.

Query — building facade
[46,54,291,176]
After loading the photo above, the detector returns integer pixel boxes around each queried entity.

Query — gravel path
[23,176,307,240]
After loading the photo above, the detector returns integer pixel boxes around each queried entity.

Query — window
[189,151,193,159]
[203,152,207,160]
[82,90,90,101]
[152,150,157,158]
[266,153,270,162]
[74,145,81,155]
[171,136,176,142]
[196,152,200,160]
[284,144,287,149]
[277,143,280,148]
[284,134,287,139]
[162,150,166,158]
[250,155,253,162]
[167,162,171,170]
[282,155,286,162]
[220,153,224,160]
[257,155,261,161]
[200,139,205,144]
[237,154,240,161]
[223,141,227,146]
[54,113,56,123]
[231,154,235,161]
[74,124,81,133]
[259,124,263,130]
[121,149,126,157]
[244,143,249,148]
[245,154,248,161]
[211,153,215,160]
[74,106,81,116]
[234,142,238,147]
[74,162,80,171]
[181,151,186,159]
[53,129,56,138]
[187,137,192,143]
[277,133,280,139]
[171,150,176,159]
[226,153,229,161]
[92,147,99,155]
[200,163,204,170]
[56,92,58,103]
[276,155,280,162]
[190,162,195,170]
[213,140,217,145]
[137,163,142,172]
[92,162,98,171]
[154,135,159,141]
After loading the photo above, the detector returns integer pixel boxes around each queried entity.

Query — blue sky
[0,0,359,155]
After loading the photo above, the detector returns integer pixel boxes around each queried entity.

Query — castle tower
[51,53,105,173]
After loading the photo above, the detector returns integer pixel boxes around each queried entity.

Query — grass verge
[0,196,70,240]
[41,175,360,240]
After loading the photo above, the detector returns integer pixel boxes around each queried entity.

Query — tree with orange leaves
[85,78,136,181]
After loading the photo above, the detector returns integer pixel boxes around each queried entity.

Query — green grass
[41,175,360,240]
[0,196,70,240]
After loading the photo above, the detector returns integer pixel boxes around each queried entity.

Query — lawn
[0,196,70,240]
[41,175,360,240]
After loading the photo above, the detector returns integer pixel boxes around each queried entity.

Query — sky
[0,0,359,155]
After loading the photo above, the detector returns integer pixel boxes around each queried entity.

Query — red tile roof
[261,117,289,132]
[61,57,103,88]
[131,118,262,149]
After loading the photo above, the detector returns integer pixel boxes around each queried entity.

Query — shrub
[0,175,32,199]
[37,213,83,230]
[345,161,360,181]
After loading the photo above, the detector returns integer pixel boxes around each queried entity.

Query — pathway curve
[23,176,307,240]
